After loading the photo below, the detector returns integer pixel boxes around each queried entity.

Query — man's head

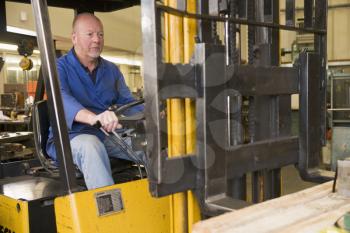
[71,13,104,63]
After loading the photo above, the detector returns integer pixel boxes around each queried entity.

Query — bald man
[46,13,144,190]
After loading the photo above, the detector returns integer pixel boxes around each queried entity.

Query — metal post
[31,0,78,193]
[0,0,6,32]
[285,0,295,26]
[226,0,246,202]
[304,0,313,28]
[314,0,327,145]
[252,0,283,201]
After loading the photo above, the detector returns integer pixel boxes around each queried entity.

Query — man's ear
[71,32,77,45]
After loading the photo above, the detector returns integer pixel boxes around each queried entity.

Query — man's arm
[57,59,121,132]
[75,109,96,125]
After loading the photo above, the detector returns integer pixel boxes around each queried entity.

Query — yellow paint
[0,195,29,233]
[164,0,170,63]
[55,179,170,233]
[168,0,184,64]
[168,99,188,233]
[185,98,196,155]
[183,0,196,64]
[168,98,188,233]
[171,193,188,233]
[183,0,201,230]
[166,99,173,162]
[320,226,348,233]
[187,191,201,233]
[165,0,188,232]
[169,98,186,156]
[183,0,196,154]
[164,0,200,231]
[169,189,174,233]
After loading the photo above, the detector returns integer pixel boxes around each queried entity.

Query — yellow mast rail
[165,0,199,232]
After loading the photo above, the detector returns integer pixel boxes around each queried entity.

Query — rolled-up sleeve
[57,61,85,129]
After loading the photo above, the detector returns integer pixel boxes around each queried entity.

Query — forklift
[0,0,330,232]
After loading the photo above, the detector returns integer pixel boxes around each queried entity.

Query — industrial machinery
[0,0,330,232]
[0,132,38,177]
[0,57,4,72]
[328,72,350,170]
[281,18,315,62]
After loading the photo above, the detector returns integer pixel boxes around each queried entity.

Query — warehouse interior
[1,0,350,232]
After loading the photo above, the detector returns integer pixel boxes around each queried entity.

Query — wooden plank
[192,182,350,233]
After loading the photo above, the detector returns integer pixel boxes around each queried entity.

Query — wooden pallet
[193,181,350,233]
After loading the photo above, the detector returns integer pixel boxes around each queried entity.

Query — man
[46,13,144,190]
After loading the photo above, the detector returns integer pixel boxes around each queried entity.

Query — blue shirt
[46,49,143,160]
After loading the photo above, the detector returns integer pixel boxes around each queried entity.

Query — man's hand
[75,109,122,132]
[94,110,122,132]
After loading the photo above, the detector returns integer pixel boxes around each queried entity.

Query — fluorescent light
[7,67,38,71]
[0,43,40,54]
[4,56,20,63]
[0,43,17,51]
[101,55,142,66]
[7,67,23,71]
[7,26,37,36]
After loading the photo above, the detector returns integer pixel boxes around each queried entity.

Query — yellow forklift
[0,0,330,232]
[0,0,197,232]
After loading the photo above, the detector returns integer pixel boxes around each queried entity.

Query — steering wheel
[110,99,145,122]
[111,99,144,115]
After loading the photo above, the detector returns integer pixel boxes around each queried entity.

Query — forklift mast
[141,0,330,217]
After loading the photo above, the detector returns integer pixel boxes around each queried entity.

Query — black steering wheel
[111,99,144,115]
[110,99,145,122]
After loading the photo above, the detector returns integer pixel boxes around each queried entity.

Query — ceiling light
[101,55,142,66]
[0,43,40,55]
[7,26,37,37]
[0,43,17,51]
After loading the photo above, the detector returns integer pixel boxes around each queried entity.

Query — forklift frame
[29,0,331,219]
[141,0,331,216]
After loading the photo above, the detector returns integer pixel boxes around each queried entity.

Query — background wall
[3,1,144,95]
[279,0,350,63]
[5,1,142,55]
[2,1,350,101]
[5,1,350,62]
[0,63,4,94]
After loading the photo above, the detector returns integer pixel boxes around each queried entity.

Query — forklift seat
[32,100,134,178]
[32,100,60,175]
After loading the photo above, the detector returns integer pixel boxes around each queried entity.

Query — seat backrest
[33,100,85,178]
[32,100,60,174]
[33,100,50,158]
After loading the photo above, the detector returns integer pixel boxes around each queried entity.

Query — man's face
[72,16,104,61]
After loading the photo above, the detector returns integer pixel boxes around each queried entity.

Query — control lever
[92,121,144,179]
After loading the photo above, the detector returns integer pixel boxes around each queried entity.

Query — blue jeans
[70,134,144,190]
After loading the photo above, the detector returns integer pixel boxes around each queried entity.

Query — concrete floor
[281,165,316,195]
